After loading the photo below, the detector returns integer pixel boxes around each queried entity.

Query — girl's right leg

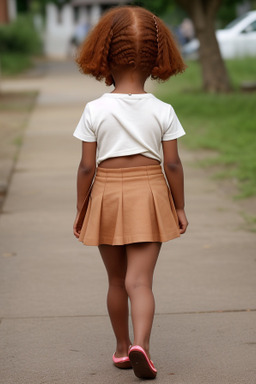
[99,244,132,357]
[125,242,161,357]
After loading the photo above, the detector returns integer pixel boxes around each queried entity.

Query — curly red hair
[76,6,186,86]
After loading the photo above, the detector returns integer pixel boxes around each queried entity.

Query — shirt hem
[162,131,186,141]
[97,148,161,164]
[73,132,97,142]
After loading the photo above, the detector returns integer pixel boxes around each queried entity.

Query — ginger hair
[76,6,186,86]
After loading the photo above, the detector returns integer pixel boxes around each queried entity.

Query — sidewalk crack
[1,308,255,321]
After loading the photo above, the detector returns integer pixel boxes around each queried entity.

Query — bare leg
[99,245,131,357]
[125,242,161,357]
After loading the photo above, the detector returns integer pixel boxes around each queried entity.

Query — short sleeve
[162,106,186,141]
[73,104,97,142]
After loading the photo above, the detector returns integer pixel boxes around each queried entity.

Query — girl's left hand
[176,208,189,234]
[73,213,81,238]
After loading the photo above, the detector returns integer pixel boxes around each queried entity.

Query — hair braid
[108,12,137,69]
[152,15,159,56]
[100,28,114,84]
[76,6,186,85]
[151,16,185,79]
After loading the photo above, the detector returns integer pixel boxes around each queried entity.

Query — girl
[73,6,188,380]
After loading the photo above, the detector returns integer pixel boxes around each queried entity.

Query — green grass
[0,91,38,111]
[156,58,256,198]
[0,53,33,75]
[0,15,42,76]
[242,213,256,232]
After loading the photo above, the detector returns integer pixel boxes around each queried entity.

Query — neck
[111,69,147,94]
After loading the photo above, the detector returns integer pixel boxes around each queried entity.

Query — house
[44,0,130,58]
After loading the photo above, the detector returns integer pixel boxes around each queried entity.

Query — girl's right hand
[176,208,188,234]
[73,212,81,239]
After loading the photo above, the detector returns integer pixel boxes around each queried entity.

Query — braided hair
[76,6,186,86]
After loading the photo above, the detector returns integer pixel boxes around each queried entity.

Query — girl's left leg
[99,245,132,357]
[125,242,161,357]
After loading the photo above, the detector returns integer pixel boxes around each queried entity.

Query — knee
[125,276,151,296]
[109,276,126,290]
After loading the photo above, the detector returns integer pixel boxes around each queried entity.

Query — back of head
[76,6,186,86]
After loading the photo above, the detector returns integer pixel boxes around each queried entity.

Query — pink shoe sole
[129,345,157,379]
[112,353,132,369]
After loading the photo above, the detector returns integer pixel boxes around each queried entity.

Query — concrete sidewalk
[0,61,255,384]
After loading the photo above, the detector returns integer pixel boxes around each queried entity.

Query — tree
[0,0,9,23]
[134,0,239,93]
[175,0,232,92]
[133,0,171,14]
[217,0,239,27]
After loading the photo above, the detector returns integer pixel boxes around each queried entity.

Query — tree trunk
[0,0,9,24]
[175,0,232,92]
[196,16,232,92]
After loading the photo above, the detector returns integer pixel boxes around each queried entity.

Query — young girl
[73,6,188,380]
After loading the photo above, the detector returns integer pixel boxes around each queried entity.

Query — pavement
[0,60,255,384]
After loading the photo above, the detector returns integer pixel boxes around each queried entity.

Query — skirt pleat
[78,165,180,246]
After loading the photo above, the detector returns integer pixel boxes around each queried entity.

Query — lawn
[0,53,33,76]
[0,91,37,210]
[156,58,256,198]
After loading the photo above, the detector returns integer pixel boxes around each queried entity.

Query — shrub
[0,15,42,75]
[0,15,41,54]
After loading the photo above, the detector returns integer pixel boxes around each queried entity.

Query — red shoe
[128,345,157,379]
[112,352,132,369]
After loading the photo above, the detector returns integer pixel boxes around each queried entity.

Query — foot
[112,352,132,369]
[129,345,157,379]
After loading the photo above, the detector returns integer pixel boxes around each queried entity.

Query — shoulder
[82,95,106,110]
[150,94,173,108]
[150,95,175,115]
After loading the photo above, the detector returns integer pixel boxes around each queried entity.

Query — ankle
[132,342,150,358]
[115,340,132,357]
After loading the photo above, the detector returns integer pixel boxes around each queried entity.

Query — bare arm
[162,139,188,234]
[73,141,97,237]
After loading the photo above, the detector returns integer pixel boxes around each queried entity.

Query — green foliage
[52,0,70,8]
[16,0,30,12]
[0,53,32,75]
[131,0,184,27]
[0,15,41,54]
[0,15,41,75]
[156,58,256,198]
[242,213,256,232]
[132,0,170,15]
[131,0,243,28]
[217,0,243,27]
[18,0,70,12]
[132,0,254,26]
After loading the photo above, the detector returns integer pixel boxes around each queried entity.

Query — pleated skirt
[78,165,180,246]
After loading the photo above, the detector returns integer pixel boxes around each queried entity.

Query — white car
[182,11,256,59]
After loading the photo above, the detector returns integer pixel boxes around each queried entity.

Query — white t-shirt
[73,93,185,165]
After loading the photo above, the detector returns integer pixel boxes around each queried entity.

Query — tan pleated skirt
[78,165,180,246]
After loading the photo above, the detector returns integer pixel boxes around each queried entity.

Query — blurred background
[1,5,256,384]
[0,0,256,227]
[1,0,256,85]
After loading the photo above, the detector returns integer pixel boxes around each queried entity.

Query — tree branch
[174,0,193,16]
